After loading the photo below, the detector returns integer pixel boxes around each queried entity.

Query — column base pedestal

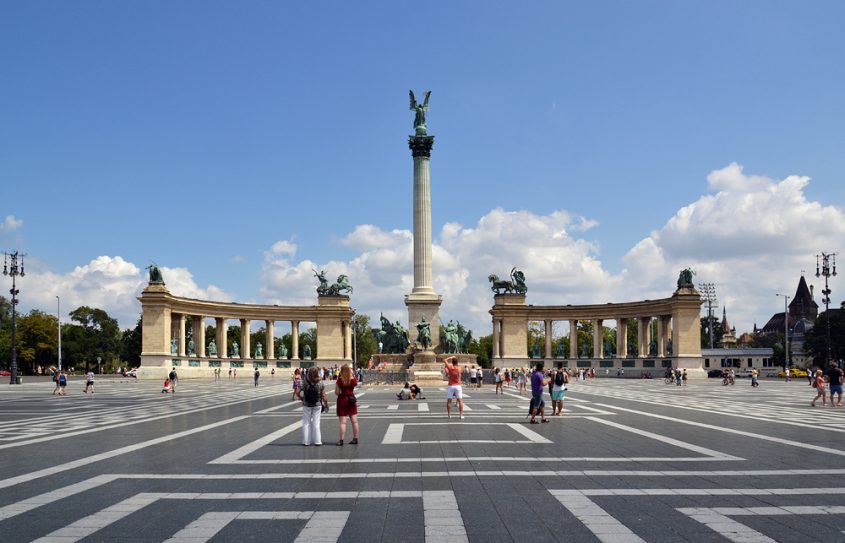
[405,295,442,352]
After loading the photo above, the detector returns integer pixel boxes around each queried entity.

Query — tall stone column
[638,317,649,358]
[240,319,250,359]
[344,320,353,360]
[544,320,553,359]
[216,318,226,359]
[195,316,205,357]
[405,132,442,350]
[492,319,500,359]
[593,319,603,359]
[569,320,578,360]
[657,316,667,357]
[178,314,187,357]
[617,318,628,359]
[291,321,300,359]
[265,320,274,360]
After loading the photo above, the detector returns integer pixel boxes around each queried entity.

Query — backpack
[555,370,565,387]
[302,379,321,406]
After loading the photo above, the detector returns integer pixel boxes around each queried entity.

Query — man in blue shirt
[529,362,550,424]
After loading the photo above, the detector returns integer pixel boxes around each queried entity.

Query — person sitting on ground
[397,382,412,400]
[161,378,171,394]
[410,383,424,399]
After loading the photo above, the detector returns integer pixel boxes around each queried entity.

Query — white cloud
[1,215,23,232]
[18,256,232,328]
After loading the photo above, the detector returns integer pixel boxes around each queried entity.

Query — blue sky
[2,1,844,336]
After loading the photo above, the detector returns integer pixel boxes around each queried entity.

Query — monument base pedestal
[405,295,442,352]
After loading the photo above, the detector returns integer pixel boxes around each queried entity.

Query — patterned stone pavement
[0,375,843,542]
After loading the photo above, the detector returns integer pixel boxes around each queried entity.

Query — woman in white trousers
[297,367,327,446]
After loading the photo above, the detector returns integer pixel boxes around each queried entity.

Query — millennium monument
[405,90,442,352]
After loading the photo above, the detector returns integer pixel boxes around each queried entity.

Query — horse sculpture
[488,267,528,294]
[677,267,696,288]
[327,274,353,295]
[442,320,460,354]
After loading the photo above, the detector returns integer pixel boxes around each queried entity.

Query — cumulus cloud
[19,256,232,328]
[1,215,23,232]
[622,163,845,331]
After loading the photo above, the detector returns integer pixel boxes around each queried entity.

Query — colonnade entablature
[489,284,704,376]
[138,281,354,378]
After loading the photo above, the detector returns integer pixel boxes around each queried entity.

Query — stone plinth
[405,296,442,352]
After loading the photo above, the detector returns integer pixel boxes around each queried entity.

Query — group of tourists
[295,363,360,447]
[810,365,844,407]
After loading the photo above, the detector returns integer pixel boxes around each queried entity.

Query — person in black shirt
[826,366,843,407]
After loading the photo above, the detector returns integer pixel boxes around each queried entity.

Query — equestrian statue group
[488,267,527,295]
[313,269,353,296]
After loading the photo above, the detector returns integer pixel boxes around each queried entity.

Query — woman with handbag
[334,364,359,446]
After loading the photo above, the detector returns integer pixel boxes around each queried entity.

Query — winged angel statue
[409,90,431,135]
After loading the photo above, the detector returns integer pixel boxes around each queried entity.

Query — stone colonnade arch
[489,284,704,376]
[138,282,354,379]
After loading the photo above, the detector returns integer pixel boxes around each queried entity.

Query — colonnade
[139,281,354,378]
[488,284,703,374]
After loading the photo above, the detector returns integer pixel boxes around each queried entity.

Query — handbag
[347,395,357,405]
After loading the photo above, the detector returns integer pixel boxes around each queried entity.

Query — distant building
[789,317,815,368]
[719,307,737,348]
[702,348,775,372]
[760,275,818,334]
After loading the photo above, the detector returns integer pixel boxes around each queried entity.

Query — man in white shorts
[444,356,464,419]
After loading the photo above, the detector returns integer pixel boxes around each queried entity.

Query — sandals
[529,420,539,424]
[541,418,550,423]
[335,440,343,446]
[350,438,358,445]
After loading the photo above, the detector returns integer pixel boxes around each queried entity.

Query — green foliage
[120,317,142,367]
[804,310,845,366]
[700,316,724,348]
[300,327,317,358]
[469,334,492,367]
[17,310,58,372]
[353,314,376,367]
[63,306,121,371]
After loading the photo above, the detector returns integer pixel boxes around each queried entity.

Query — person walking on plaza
[827,365,844,407]
[168,367,178,394]
[551,362,569,416]
[477,367,483,388]
[84,370,95,394]
[469,365,478,389]
[253,367,260,387]
[292,368,302,400]
[750,368,759,388]
[444,356,464,419]
[334,364,359,446]
[529,362,550,424]
[57,370,67,395]
[297,367,326,446]
[494,367,504,394]
[811,369,827,407]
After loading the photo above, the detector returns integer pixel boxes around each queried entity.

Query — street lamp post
[3,251,25,385]
[352,318,357,369]
[97,356,102,375]
[776,293,790,371]
[700,283,717,349]
[56,295,62,372]
[815,252,838,368]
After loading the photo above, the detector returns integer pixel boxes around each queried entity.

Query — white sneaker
[448,414,451,419]
[460,415,465,420]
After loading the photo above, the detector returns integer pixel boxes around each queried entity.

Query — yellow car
[777,368,809,378]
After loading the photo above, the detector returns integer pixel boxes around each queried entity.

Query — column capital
[408,135,435,157]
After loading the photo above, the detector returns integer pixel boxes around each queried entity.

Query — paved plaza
[0,376,843,542]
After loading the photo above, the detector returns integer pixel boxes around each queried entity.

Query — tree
[120,317,143,367]
[67,306,121,372]
[299,327,317,358]
[804,310,845,367]
[701,316,724,349]
[469,334,492,368]
[17,310,58,373]
[353,314,376,367]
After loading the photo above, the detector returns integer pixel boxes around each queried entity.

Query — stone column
[216,318,226,359]
[569,320,578,359]
[617,318,627,358]
[638,317,649,358]
[344,320,353,360]
[657,316,666,357]
[544,320,553,359]
[240,319,250,359]
[178,314,187,357]
[291,320,300,359]
[492,319,500,359]
[265,320,274,360]
[593,319,603,359]
[195,316,205,357]
[405,133,442,350]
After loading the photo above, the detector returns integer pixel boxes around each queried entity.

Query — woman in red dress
[334,364,359,446]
